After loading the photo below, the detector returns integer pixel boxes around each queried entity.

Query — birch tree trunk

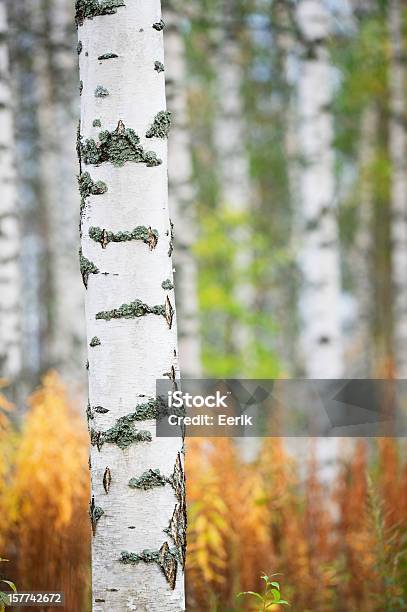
[389,0,407,378]
[34,0,85,379]
[215,11,254,368]
[77,2,185,610]
[351,106,377,376]
[165,5,201,378]
[296,0,343,378]
[0,0,22,382]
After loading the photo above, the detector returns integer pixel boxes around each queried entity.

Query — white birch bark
[165,6,201,378]
[77,2,185,610]
[33,0,85,379]
[296,0,343,378]
[389,0,407,378]
[0,0,22,381]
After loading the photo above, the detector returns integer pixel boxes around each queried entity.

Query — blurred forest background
[2,0,407,610]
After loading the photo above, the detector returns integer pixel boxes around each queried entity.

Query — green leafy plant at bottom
[0,558,16,611]
[237,573,289,611]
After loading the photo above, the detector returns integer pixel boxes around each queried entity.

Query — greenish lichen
[129,469,168,490]
[120,549,159,564]
[98,52,118,60]
[120,542,178,589]
[152,19,165,31]
[79,249,99,288]
[162,278,174,290]
[91,422,151,451]
[75,0,126,26]
[78,171,107,198]
[95,85,109,97]
[90,399,168,451]
[146,111,172,139]
[165,502,187,568]
[143,151,162,167]
[154,61,165,73]
[77,40,83,55]
[132,398,168,420]
[103,420,152,450]
[93,119,102,128]
[80,120,162,167]
[89,226,158,249]
[95,299,165,321]
[90,496,104,536]
[90,336,101,347]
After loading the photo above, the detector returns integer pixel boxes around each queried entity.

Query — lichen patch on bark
[161,278,174,290]
[120,542,178,590]
[89,226,158,249]
[95,85,109,97]
[95,299,165,321]
[80,120,162,167]
[146,111,172,139]
[128,468,168,490]
[75,0,126,26]
[78,171,108,197]
[79,249,99,288]
[90,496,104,536]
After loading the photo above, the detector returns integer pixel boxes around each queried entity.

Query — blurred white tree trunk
[165,6,201,377]
[215,21,253,365]
[0,0,22,381]
[351,106,377,376]
[34,0,85,379]
[389,0,407,378]
[296,0,343,378]
[77,1,185,609]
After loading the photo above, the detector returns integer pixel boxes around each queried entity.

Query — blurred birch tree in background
[1,0,407,387]
[1,0,407,608]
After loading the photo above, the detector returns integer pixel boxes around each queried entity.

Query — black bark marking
[94,406,109,414]
[154,61,165,73]
[152,19,165,31]
[165,296,174,329]
[103,467,112,493]
[98,52,118,60]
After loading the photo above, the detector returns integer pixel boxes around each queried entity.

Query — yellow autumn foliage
[0,373,90,611]
[0,377,407,611]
